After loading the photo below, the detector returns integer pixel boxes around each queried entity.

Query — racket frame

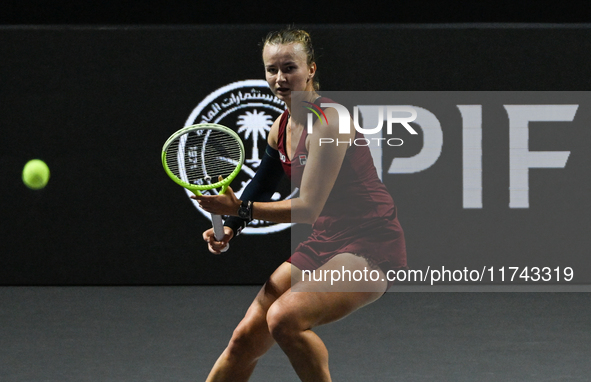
[162,123,245,247]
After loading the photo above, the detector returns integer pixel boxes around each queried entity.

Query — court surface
[1,287,589,381]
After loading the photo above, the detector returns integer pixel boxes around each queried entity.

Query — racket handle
[211,214,229,253]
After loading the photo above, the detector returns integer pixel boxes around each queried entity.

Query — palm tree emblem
[237,109,274,167]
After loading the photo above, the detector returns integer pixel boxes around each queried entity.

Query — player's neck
[284,91,320,116]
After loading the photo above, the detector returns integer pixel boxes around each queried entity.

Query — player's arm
[223,145,284,236]
[251,107,352,224]
[195,108,352,224]
[203,116,284,237]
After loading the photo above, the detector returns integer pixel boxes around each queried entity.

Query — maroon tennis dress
[278,97,407,287]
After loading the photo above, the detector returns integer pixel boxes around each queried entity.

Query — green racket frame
[161,123,245,196]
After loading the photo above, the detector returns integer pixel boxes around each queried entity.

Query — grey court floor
[0,287,589,381]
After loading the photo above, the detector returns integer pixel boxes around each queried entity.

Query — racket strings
[165,129,242,185]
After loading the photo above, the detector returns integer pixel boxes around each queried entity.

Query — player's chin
[274,88,291,99]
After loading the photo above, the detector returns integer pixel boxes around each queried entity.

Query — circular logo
[185,80,294,234]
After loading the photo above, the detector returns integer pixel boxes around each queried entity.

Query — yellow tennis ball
[22,159,50,190]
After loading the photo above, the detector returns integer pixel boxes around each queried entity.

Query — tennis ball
[22,159,50,190]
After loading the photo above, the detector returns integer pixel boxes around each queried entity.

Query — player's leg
[266,252,388,382]
[206,262,292,382]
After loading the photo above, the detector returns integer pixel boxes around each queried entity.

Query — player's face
[263,43,316,103]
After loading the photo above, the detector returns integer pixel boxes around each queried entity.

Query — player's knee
[266,302,300,344]
[226,320,259,361]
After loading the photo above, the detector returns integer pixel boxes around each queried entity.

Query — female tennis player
[193,27,407,382]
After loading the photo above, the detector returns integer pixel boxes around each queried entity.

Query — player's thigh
[270,253,387,330]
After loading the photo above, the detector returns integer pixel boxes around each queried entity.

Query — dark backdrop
[2,0,591,24]
[1,25,590,285]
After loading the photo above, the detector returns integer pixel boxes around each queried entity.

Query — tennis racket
[162,123,245,252]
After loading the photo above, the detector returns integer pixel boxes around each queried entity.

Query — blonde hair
[262,27,319,91]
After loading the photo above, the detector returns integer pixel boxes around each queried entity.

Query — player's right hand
[202,227,234,254]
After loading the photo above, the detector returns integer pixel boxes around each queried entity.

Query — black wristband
[224,216,248,237]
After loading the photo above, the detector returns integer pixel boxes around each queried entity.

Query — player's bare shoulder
[309,106,354,140]
[305,106,353,156]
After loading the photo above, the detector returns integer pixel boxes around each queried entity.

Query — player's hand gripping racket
[162,123,245,252]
